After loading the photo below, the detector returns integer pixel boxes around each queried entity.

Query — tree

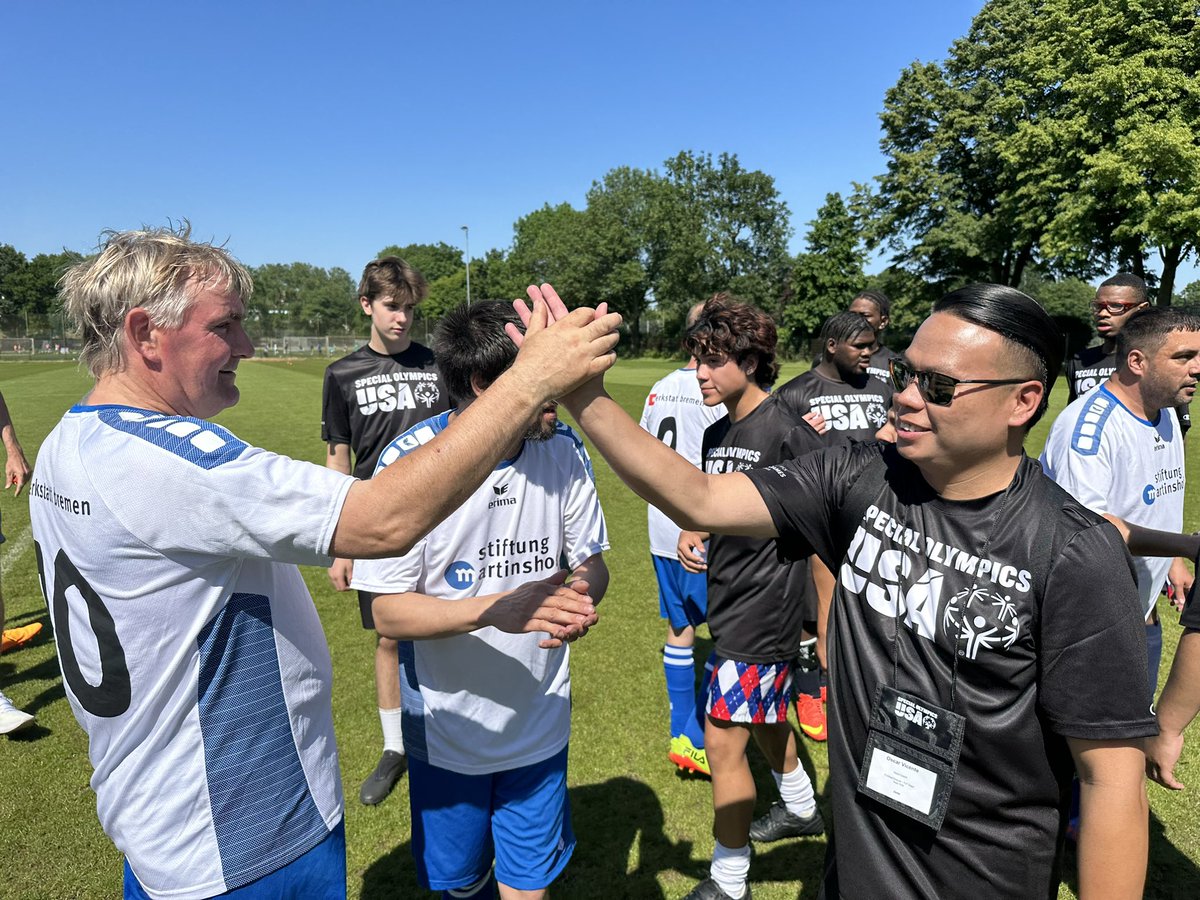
[3,251,83,319]
[582,167,664,354]
[500,203,597,308]
[250,263,356,335]
[662,151,792,310]
[375,242,465,285]
[783,193,867,346]
[0,244,28,320]
[861,0,1199,301]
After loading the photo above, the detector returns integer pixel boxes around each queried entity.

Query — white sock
[379,707,404,755]
[710,840,750,899]
[780,763,816,818]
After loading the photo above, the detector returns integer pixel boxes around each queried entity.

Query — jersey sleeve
[94,435,354,568]
[1037,520,1158,739]
[561,432,609,568]
[350,538,427,595]
[744,442,877,570]
[321,364,351,445]
[1039,411,1117,514]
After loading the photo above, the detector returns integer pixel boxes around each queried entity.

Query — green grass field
[0,355,1198,899]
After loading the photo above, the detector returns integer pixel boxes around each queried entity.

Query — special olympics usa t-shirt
[352,411,609,774]
[745,443,1155,900]
[775,368,892,443]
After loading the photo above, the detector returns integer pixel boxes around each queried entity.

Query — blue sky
[3,1,1194,288]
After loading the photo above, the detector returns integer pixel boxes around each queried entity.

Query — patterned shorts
[705,657,794,724]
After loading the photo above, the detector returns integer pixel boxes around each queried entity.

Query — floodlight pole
[461,225,471,304]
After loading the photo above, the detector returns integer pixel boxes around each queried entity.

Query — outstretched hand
[501,283,621,404]
[480,570,600,649]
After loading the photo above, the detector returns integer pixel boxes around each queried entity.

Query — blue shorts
[408,745,574,892]
[652,555,707,630]
[123,819,345,899]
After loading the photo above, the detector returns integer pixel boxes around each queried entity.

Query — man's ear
[1125,348,1149,378]
[126,308,160,364]
[1009,380,1045,429]
[469,373,490,398]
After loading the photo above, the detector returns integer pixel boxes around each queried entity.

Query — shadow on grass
[1058,808,1199,900]
[360,775,706,899]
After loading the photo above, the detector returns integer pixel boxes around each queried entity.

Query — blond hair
[59,224,254,378]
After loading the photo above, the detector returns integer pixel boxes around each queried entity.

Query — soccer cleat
[749,800,825,843]
[796,686,827,742]
[682,877,751,900]
[0,691,35,735]
[359,750,407,805]
[0,622,43,654]
[669,734,711,777]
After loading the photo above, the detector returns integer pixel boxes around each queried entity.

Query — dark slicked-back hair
[432,300,520,405]
[1099,273,1148,304]
[1116,307,1200,368]
[932,283,1064,429]
[852,289,891,319]
[683,293,780,388]
[820,311,875,355]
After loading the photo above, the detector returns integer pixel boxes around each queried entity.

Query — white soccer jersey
[639,367,723,557]
[1040,385,1185,617]
[29,404,354,900]
[352,411,608,775]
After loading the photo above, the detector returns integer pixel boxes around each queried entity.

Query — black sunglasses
[888,357,1030,407]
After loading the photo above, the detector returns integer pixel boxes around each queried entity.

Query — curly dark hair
[682,293,780,388]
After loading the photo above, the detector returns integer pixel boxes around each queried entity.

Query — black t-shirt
[867,342,895,386]
[321,344,451,479]
[746,443,1156,900]
[1066,345,1191,432]
[1065,345,1116,402]
[775,368,893,443]
[701,394,825,662]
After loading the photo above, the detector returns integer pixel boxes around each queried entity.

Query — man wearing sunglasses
[518,282,1153,900]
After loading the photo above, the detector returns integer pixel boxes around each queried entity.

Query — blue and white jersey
[639,367,723,557]
[29,404,355,900]
[352,410,608,775]
[1040,385,1185,617]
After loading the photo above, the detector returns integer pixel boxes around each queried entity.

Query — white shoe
[0,691,34,735]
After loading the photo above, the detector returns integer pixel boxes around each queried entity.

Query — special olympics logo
[414,382,441,408]
[444,560,476,589]
[866,402,887,428]
[942,586,1021,659]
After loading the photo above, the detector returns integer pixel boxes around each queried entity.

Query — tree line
[3,1,1196,355]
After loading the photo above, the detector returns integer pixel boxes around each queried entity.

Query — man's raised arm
[512,285,778,539]
[331,292,621,559]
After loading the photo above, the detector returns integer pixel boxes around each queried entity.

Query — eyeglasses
[1091,300,1146,315]
[888,357,1031,407]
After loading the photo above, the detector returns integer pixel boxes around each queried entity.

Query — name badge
[856,684,965,832]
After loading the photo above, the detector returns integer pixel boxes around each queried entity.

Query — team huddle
[24,227,1200,900]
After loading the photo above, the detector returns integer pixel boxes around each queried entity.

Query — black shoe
[682,878,751,900]
[749,800,824,842]
[359,750,407,805]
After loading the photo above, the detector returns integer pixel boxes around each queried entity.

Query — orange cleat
[796,686,827,742]
[0,622,42,654]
